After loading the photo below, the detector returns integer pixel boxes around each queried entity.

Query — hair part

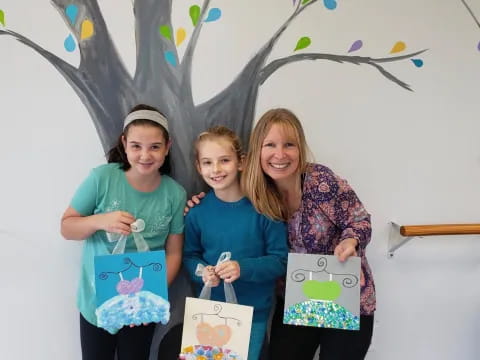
[106,104,172,175]
[241,108,311,221]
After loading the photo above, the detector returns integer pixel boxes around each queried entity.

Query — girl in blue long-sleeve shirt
[183,126,288,360]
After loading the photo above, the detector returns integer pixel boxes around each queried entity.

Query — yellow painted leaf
[176,28,186,46]
[81,19,94,40]
[390,41,406,54]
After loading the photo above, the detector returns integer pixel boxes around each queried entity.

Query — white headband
[123,110,169,132]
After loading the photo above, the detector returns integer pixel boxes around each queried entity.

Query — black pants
[269,297,374,360]
[80,314,156,360]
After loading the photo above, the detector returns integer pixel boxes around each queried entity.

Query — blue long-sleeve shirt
[183,191,288,320]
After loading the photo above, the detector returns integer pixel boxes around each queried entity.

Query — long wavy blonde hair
[241,108,310,221]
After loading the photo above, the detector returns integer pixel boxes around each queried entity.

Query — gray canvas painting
[284,253,360,330]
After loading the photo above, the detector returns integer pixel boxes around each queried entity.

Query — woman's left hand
[334,238,365,286]
[334,238,358,262]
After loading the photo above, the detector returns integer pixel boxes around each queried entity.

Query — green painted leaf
[302,0,311,4]
[0,10,5,27]
[159,25,171,40]
[190,5,201,26]
[294,36,311,51]
[302,280,341,301]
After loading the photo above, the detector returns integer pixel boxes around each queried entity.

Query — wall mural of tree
[0,0,428,195]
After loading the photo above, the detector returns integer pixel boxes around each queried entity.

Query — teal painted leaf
[159,25,172,40]
[190,5,201,26]
[164,51,177,66]
[294,36,311,51]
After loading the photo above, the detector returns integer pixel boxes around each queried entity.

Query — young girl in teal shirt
[61,105,186,360]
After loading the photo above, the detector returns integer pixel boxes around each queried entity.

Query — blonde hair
[194,125,244,162]
[241,108,310,221]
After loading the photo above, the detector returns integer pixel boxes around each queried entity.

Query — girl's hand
[334,238,358,262]
[100,211,135,235]
[184,192,206,215]
[215,261,240,283]
[202,265,220,287]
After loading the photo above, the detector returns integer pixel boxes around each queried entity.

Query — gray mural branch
[0,0,426,193]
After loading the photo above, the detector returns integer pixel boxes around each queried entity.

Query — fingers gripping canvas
[180,297,253,360]
[284,253,361,330]
[94,250,170,334]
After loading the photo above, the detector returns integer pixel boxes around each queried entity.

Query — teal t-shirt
[71,163,186,325]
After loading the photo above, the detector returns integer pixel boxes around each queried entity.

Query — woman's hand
[100,211,135,235]
[202,265,220,287]
[334,238,365,286]
[184,192,206,215]
[215,261,240,283]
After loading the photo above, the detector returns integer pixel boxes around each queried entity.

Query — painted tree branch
[133,0,181,105]
[259,49,428,91]
[180,0,211,105]
[198,0,320,124]
[460,0,480,29]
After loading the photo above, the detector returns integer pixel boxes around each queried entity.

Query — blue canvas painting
[94,250,170,334]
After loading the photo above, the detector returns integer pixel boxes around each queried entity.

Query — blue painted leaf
[477,40,480,51]
[324,0,337,10]
[65,5,79,25]
[205,8,221,22]
[64,34,76,52]
[164,51,177,66]
[411,59,423,68]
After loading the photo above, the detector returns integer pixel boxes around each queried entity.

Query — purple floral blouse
[287,163,376,315]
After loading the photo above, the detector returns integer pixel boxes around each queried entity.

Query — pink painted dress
[287,163,376,315]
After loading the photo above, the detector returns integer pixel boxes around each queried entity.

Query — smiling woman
[241,108,376,360]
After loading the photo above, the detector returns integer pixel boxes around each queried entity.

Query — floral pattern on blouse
[287,163,376,315]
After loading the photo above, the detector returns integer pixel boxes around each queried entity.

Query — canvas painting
[180,297,253,360]
[284,253,361,330]
[94,250,170,334]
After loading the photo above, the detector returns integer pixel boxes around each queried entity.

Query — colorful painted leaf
[323,0,337,10]
[65,4,79,25]
[164,51,177,66]
[159,25,171,40]
[302,0,311,4]
[477,40,480,51]
[411,59,424,68]
[81,19,94,40]
[294,36,311,51]
[205,8,221,22]
[390,41,406,54]
[176,28,186,46]
[0,9,5,27]
[190,5,201,26]
[348,40,363,53]
[64,34,76,52]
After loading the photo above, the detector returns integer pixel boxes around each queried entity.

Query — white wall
[1,1,480,359]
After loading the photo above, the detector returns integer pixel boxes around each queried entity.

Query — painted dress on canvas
[94,250,170,334]
[284,253,360,330]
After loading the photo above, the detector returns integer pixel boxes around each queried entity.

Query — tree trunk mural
[0,0,427,195]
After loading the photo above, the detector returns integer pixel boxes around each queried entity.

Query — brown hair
[107,104,171,174]
[241,108,310,221]
[194,125,244,162]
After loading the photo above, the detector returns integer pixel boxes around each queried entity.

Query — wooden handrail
[400,224,480,237]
